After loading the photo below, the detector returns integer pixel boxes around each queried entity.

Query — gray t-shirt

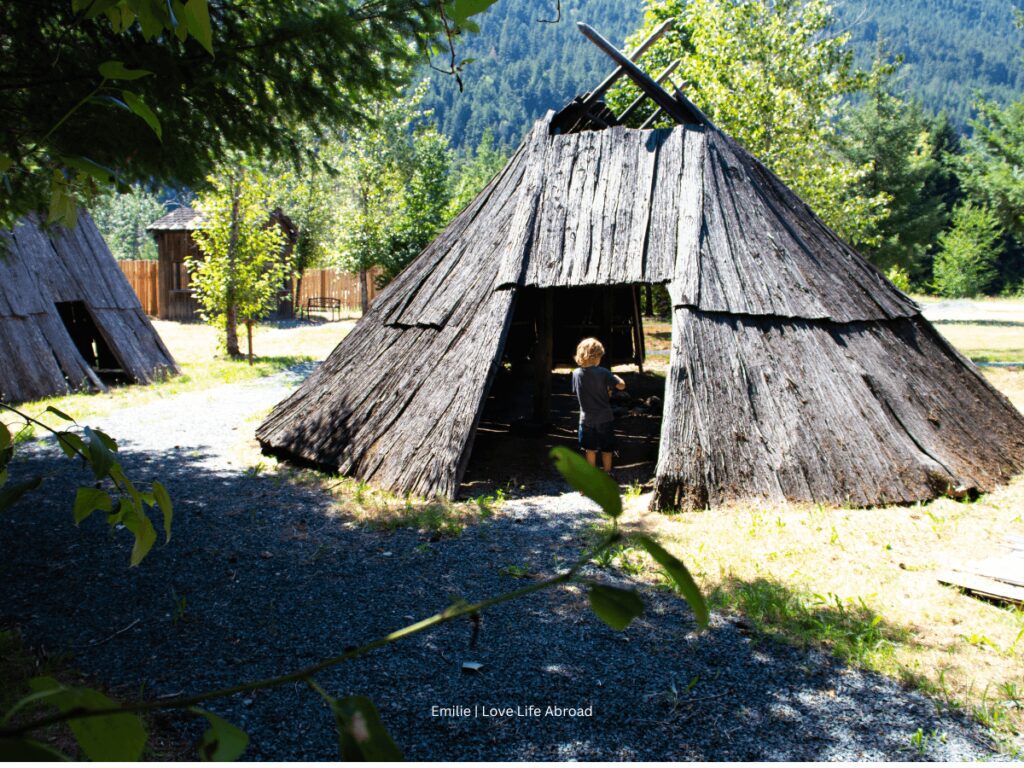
[571,366,617,426]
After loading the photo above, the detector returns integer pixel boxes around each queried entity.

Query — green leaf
[549,446,622,518]
[83,427,115,479]
[1,684,66,726]
[44,406,74,422]
[152,481,173,542]
[92,428,118,452]
[48,174,78,227]
[636,535,709,629]
[98,60,152,81]
[81,0,120,20]
[27,677,146,761]
[587,584,644,631]
[448,0,500,26]
[122,91,162,140]
[63,156,114,184]
[0,737,69,761]
[0,477,42,513]
[0,153,12,174]
[73,487,113,524]
[135,1,163,39]
[0,422,10,453]
[56,432,86,460]
[122,505,157,566]
[332,695,403,761]
[183,0,214,54]
[193,708,248,761]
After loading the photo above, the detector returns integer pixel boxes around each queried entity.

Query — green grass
[710,577,906,669]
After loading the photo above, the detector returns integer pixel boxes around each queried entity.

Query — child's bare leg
[602,451,613,472]
[585,450,598,467]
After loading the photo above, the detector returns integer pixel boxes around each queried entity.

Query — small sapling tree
[190,168,290,363]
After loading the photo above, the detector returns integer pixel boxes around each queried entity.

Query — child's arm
[611,373,626,391]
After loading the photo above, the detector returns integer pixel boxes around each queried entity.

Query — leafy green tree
[189,168,289,362]
[0,0,451,229]
[610,0,889,245]
[90,184,166,261]
[331,88,453,308]
[932,203,1003,298]
[272,135,344,309]
[447,129,509,218]
[957,97,1024,246]
[839,79,947,273]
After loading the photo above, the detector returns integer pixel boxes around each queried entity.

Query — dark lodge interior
[463,284,665,493]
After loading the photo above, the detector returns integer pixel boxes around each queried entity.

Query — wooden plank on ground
[936,570,1024,605]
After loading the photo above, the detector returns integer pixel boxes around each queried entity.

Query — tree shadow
[0,443,998,761]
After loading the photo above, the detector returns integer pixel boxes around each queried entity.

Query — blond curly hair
[575,337,605,367]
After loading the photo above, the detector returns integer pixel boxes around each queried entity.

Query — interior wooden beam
[533,290,554,424]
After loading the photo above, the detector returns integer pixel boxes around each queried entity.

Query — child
[571,337,626,472]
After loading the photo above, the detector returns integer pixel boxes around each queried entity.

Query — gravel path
[0,366,1005,761]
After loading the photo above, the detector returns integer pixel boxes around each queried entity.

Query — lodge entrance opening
[54,301,129,385]
[460,284,667,496]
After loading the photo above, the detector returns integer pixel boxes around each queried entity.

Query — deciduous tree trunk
[246,319,254,366]
[359,266,369,315]
[225,191,241,358]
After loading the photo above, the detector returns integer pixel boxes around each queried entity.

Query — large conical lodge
[257,24,1024,510]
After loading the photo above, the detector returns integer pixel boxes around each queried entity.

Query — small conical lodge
[0,212,177,403]
[258,23,1024,510]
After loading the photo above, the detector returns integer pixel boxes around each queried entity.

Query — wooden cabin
[146,206,298,321]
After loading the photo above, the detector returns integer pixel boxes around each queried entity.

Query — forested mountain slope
[420,0,1024,149]
[837,0,1024,126]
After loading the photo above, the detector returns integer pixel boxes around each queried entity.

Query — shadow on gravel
[0,442,997,761]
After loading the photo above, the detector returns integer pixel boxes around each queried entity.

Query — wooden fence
[117,261,378,319]
[294,268,380,313]
[118,259,159,316]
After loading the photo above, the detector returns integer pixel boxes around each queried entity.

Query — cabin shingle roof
[147,206,203,231]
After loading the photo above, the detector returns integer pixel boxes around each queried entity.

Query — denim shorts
[578,421,615,452]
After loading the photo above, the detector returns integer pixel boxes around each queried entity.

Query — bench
[301,296,342,321]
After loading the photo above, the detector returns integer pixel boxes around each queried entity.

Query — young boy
[571,337,626,471]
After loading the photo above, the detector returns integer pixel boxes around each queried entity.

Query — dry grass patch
[620,482,1024,743]
[261,465,507,537]
[933,322,1024,363]
[610,366,1024,751]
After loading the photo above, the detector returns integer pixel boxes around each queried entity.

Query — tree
[90,183,167,260]
[331,88,453,309]
[839,79,947,274]
[189,168,289,362]
[447,129,509,218]
[272,134,344,311]
[609,0,889,245]
[932,203,1003,298]
[957,97,1024,246]
[0,0,449,229]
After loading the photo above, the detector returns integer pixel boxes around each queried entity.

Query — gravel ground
[0,366,1005,761]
